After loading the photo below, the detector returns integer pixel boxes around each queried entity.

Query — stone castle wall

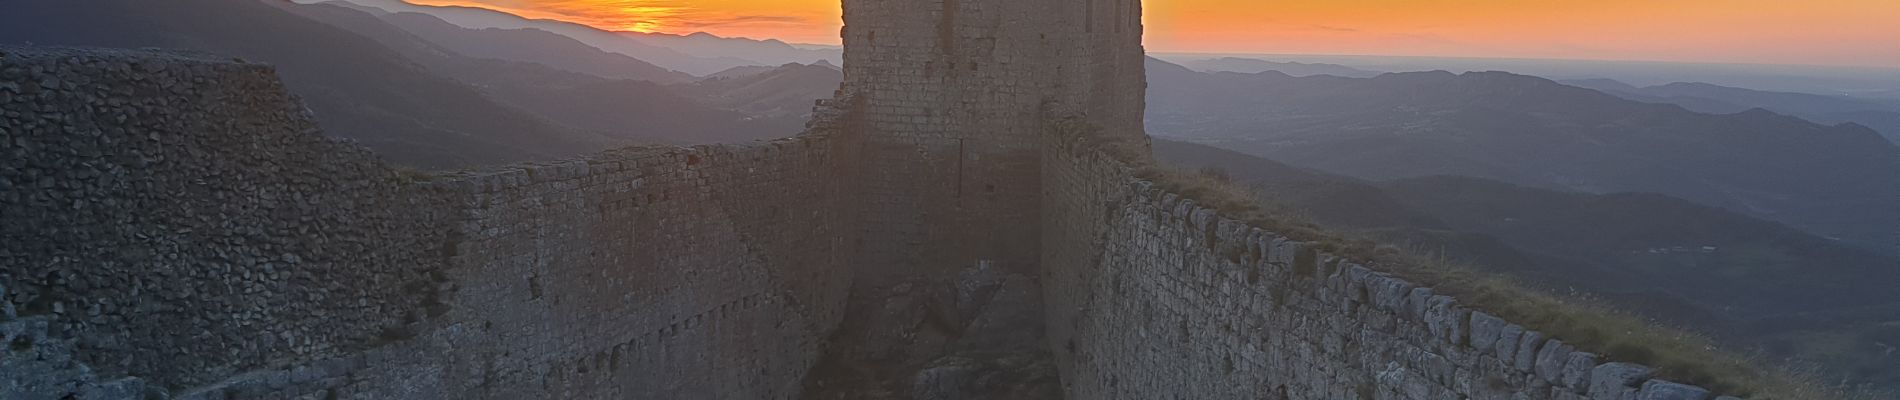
[1,47,863,399]
[255,128,864,400]
[0,47,462,395]
[1037,129,1742,400]
[402,117,862,399]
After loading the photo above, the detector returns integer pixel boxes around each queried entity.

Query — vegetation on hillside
[1065,122,1885,399]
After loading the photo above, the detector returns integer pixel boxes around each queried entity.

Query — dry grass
[1061,122,1882,400]
[392,166,437,184]
[1377,251,1868,399]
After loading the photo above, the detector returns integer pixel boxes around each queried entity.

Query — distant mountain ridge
[1145,57,1900,253]
[704,65,781,80]
[0,0,628,169]
[316,0,841,75]
[1178,57,1380,78]
[0,0,815,169]
[673,62,844,119]
[335,3,693,83]
[279,1,805,144]
[1563,78,1900,142]
[624,31,842,71]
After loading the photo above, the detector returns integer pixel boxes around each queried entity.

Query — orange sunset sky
[406,0,1900,68]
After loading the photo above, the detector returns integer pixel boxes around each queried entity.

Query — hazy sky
[405,0,1900,68]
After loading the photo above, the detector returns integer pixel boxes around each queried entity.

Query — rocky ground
[801,264,1063,400]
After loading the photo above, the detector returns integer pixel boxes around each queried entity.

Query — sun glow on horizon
[402,0,1900,68]
[612,6,679,32]
[404,0,838,42]
[1146,0,1900,68]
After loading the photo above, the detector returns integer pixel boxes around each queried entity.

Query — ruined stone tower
[794,2,1153,396]
[840,0,1148,278]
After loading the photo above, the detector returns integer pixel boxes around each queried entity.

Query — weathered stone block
[1553,389,1591,400]
[1559,352,1598,393]
[1534,339,1576,385]
[1494,323,1525,361]
[1468,311,1507,355]
[1588,362,1654,400]
[1408,287,1437,320]
[1636,380,1710,400]
[0,283,12,320]
[1423,296,1468,346]
[1514,331,1547,372]
[1370,275,1416,313]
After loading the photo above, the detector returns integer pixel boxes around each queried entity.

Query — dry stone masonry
[3,46,860,399]
[1037,129,1745,400]
[1,0,1750,399]
[1,47,461,396]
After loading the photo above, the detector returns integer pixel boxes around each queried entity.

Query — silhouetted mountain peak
[325,0,833,75]
[1176,56,1381,77]
[1561,78,1643,93]
[319,0,391,16]
[1252,70,1295,79]
[1833,121,1878,132]
[339,6,693,83]
[1374,70,1458,80]
[703,65,777,80]
[1650,81,1732,91]
[672,60,844,119]
[1563,78,1900,142]
[1144,56,1197,75]
[1721,108,1886,141]
[1459,70,1558,83]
